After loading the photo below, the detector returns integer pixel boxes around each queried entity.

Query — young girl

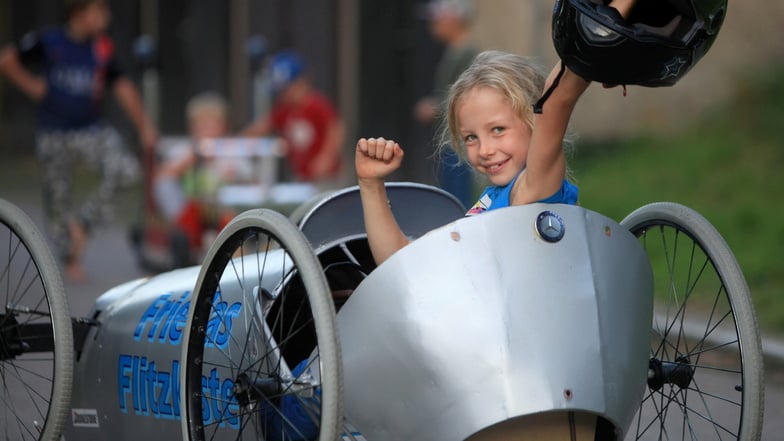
[355,51,589,265]
[357,0,638,266]
[355,51,588,264]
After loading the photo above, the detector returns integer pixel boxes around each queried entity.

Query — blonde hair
[185,91,228,122]
[437,50,573,168]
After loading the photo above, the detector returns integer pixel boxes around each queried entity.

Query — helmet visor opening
[625,0,697,43]
[627,0,686,27]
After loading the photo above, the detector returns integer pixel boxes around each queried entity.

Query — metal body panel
[65,255,288,440]
[338,204,653,441]
[65,266,200,439]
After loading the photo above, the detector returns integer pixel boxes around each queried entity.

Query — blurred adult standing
[414,0,479,208]
[0,0,158,282]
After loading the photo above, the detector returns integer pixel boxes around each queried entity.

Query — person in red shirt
[241,50,345,184]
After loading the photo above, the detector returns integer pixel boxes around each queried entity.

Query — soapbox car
[0,182,764,441]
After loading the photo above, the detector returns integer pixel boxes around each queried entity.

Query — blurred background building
[1,0,783,177]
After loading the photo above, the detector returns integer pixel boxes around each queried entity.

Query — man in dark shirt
[0,0,158,281]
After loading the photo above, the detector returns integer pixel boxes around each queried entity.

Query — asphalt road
[5,195,149,318]
[2,190,783,440]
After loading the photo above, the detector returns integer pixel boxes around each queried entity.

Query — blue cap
[268,50,305,94]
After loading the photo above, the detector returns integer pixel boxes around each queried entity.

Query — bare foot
[66,219,88,283]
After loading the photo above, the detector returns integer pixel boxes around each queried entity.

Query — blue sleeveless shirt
[466,175,578,216]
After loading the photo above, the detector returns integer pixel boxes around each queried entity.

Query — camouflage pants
[35,125,140,260]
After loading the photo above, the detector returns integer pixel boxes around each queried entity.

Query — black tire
[181,208,342,441]
[0,199,73,441]
[621,202,764,441]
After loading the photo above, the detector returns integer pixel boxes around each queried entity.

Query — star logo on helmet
[661,56,688,80]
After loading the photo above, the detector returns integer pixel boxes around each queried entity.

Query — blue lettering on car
[117,356,238,428]
[120,289,243,426]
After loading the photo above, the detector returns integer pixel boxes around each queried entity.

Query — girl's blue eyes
[463,127,505,143]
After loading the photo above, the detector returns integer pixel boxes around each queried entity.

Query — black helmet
[551,0,728,87]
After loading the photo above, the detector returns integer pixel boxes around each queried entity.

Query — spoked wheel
[181,208,342,441]
[0,199,73,441]
[621,202,763,441]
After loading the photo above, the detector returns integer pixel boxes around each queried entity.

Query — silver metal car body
[338,203,654,440]
[67,248,303,440]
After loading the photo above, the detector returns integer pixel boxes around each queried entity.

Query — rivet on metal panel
[450,231,461,242]
[564,388,573,401]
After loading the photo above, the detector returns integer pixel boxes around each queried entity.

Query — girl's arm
[356,137,410,265]
[513,0,634,205]
[512,64,589,206]
[611,0,636,18]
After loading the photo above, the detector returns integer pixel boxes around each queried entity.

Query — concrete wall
[469,1,784,139]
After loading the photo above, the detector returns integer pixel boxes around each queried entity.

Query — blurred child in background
[152,91,235,251]
[241,50,345,188]
[0,0,158,282]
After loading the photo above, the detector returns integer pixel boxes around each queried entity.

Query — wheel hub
[647,356,695,391]
[0,313,27,361]
[233,373,283,407]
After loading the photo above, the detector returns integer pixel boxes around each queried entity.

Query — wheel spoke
[182,209,340,441]
[0,200,72,441]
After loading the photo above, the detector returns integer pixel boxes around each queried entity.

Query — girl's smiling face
[458,86,532,186]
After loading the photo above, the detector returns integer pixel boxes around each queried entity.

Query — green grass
[571,65,784,334]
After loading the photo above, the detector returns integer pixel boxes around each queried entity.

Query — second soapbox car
[0,181,764,441]
[130,135,320,272]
